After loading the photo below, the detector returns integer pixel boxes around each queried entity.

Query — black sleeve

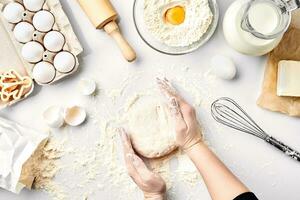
[233,192,259,200]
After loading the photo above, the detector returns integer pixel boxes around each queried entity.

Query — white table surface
[1,0,300,199]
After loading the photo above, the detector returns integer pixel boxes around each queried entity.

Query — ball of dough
[210,55,237,80]
[32,10,55,32]
[32,61,56,83]
[43,31,65,52]
[21,41,44,63]
[13,22,35,43]
[3,2,24,24]
[53,51,76,73]
[23,0,45,12]
[126,95,177,158]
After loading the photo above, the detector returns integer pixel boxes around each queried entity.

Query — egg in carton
[1,0,83,85]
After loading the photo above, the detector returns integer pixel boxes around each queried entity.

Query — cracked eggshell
[23,0,45,12]
[78,79,96,96]
[210,55,237,80]
[43,31,65,52]
[32,10,55,32]
[32,61,56,84]
[43,105,64,128]
[64,106,86,126]
[21,41,44,63]
[13,22,35,43]
[3,2,25,23]
[53,51,76,73]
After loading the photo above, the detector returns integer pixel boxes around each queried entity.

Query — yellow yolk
[165,6,185,25]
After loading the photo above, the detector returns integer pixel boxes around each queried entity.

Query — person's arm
[157,78,256,200]
[119,128,166,200]
[187,143,249,200]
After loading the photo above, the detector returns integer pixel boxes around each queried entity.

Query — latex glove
[119,128,166,200]
[157,78,202,151]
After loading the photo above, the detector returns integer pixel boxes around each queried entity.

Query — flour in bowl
[144,0,213,47]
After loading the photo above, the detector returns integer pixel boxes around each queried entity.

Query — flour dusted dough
[126,95,177,158]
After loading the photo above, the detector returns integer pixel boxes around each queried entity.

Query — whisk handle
[266,136,300,162]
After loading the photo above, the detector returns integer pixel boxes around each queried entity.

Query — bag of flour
[0,117,48,193]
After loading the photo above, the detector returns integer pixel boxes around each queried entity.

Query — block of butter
[277,60,300,97]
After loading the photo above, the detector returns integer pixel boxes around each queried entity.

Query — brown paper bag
[257,11,300,117]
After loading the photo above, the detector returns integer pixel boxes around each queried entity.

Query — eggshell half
[43,105,64,128]
[64,106,86,126]
[78,79,97,96]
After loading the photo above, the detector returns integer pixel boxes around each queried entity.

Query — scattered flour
[37,65,224,200]
[144,0,213,47]
[20,137,66,200]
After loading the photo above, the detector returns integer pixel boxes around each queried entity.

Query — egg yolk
[165,6,185,25]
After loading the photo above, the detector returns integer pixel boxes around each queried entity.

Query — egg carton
[0,0,83,85]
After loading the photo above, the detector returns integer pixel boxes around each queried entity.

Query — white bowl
[133,0,219,55]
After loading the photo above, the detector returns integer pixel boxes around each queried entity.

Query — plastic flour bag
[0,117,48,193]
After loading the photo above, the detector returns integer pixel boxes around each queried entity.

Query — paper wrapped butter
[0,117,48,193]
[257,10,300,117]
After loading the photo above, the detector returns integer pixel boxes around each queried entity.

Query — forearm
[144,193,166,200]
[186,142,249,200]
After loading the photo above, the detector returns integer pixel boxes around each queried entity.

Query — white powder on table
[36,65,222,199]
[144,0,213,47]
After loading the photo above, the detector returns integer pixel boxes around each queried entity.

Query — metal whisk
[211,97,300,162]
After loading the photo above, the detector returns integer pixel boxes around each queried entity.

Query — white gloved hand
[119,128,166,200]
[157,78,203,152]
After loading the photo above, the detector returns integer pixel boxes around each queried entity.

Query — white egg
[43,105,64,128]
[32,10,55,32]
[13,22,34,43]
[210,55,237,80]
[78,79,97,96]
[64,106,86,126]
[3,2,24,24]
[53,51,76,73]
[32,61,56,83]
[23,0,45,12]
[21,41,44,63]
[43,31,65,52]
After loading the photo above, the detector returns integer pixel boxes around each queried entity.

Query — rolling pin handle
[104,21,137,62]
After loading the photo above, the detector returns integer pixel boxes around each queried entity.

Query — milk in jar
[223,0,286,56]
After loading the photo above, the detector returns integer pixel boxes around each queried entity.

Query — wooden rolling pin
[77,0,136,62]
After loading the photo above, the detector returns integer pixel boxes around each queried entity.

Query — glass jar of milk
[223,0,299,56]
